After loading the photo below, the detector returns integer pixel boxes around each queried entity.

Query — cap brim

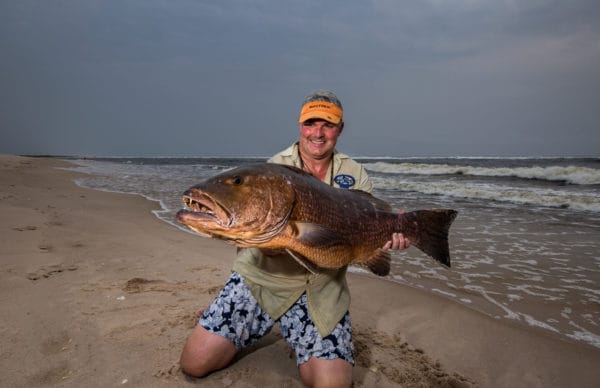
[298,112,342,125]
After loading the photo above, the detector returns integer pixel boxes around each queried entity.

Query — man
[180,90,409,387]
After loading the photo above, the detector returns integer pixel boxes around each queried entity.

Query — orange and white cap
[298,90,344,125]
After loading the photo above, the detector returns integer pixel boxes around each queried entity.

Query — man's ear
[338,121,344,135]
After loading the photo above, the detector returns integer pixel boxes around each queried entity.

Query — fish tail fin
[404,209,458,267]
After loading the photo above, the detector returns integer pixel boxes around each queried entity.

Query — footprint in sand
[154,363,182,380]
[123,278,169,293]
[37,244,54,252]
[12,225,38,231]
[40,331,72,355]
[29,362,72,385]
[27,264,78,281]
[123,277,221,295]
[353,325,474,387]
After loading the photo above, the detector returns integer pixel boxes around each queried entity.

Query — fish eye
[231,175,243,185]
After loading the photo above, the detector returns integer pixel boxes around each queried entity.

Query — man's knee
[299,357,353,388]
[180,325,237,377]
[179,351,210,377]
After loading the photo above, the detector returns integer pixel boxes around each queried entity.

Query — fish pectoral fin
[361,249,391,277]
[290,222,349,248]
[285,249,319,274]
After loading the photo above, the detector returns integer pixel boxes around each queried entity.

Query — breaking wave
[370,178,600,212]
[364,162,600,185]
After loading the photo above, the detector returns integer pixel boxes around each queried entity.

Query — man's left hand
[383,233,410,251]
[382,210,410,251]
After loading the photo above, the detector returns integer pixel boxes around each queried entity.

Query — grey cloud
[1,0,598,157]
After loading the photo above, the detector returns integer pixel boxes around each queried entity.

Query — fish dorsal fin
[350,190,393,212]
[361,249,391,276]
[289,221,349,248]
[285,249,319,274]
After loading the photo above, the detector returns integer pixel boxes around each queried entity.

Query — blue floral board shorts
[199,272,354,366]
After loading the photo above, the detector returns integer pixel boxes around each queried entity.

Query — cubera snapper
[176,163,457,276]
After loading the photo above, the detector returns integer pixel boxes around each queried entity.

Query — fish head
[176,164,296,244]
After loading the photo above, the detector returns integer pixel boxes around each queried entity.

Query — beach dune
[1,155,599,387]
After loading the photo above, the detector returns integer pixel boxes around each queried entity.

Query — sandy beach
[1,154,599,388]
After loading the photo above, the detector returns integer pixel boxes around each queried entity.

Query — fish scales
[176,163,457,276]
[287,183,397,265]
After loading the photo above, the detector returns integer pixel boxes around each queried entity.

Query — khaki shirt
[232,142,372,337]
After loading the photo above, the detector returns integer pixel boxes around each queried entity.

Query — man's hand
[383,210,410,251]
[382,233,410,251]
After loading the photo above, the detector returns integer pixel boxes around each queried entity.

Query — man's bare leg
[180,324,237,377]
[298,357,352,388]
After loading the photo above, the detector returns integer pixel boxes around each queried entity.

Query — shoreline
[67,157,600,350]
[2,154,599,387]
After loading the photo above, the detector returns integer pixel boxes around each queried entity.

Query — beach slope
[1,155,598,387]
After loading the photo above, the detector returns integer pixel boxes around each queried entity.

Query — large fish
[176,163,457,276]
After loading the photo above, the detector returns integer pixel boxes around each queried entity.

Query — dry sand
[1,154,599,387]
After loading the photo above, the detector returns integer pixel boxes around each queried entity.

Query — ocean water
[65,156,600,349]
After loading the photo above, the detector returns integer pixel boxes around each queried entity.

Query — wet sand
[1,154,599,387]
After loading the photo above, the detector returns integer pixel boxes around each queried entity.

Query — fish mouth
[177,191,231,230]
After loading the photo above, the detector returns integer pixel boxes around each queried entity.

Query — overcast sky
[1,0,599,157]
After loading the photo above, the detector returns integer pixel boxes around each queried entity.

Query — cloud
[1,0,598,156]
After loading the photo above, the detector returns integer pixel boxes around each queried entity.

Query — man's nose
[314,124,326,135]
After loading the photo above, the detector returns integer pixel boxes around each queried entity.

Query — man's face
[298,119,344,160]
